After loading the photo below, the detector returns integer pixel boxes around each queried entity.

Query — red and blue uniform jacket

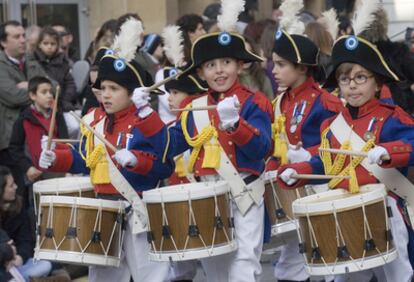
[278,98,414,190]
[266,77,344,171]
[48,105,174,194]
[136,81,273,177]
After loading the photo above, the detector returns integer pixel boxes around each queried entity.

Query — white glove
[113,149,138,168]
[288,144,311,163]
[217,95,240,130]
[41,135,56,150]
[279,168,298,186]
[367,146,389,165]
[132,87,153,118]
[39,150,56,169]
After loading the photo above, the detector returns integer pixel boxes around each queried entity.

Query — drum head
[33,177,93,193]
[143,181,230,203]
[293,184,386,215]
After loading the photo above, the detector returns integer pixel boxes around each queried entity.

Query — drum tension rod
[311,247,321,260]
[276,208,286,219]
[117,214,127,230]
[364,238,376,251]
[66,227,77,238]
[385,229,393,242]
[91,231,102,243]
[386,206,393,218]
[188,225,200,237]
[228,217,235,228]
[45,228,54,238]
[337,245,350,259]
[214,216,224,229]
[298,243,305,254]
[147,231,154,243]
[162,225,172,239]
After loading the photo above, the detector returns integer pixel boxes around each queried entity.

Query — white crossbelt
[192,96,264,215]
[93,117,148,234]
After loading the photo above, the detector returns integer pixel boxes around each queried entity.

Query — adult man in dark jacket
[0,20,31,200]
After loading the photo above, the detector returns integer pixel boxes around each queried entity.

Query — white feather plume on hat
[318,8,339,41]
[217,0,245,32]
[111,17,143,62]
[279,0,305,35]
[161,25,185,67]
[352,0,381,36]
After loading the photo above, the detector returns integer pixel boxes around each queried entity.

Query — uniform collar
[111,104,136,120]
[287,77,315,100]
[207,80,242,104]
[345,98,380,119]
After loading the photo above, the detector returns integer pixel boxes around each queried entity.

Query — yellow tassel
[86,144,111,185]
[202,132,221,169]
[181,106,218,172]
[272,116,288,165]
[174,155,187,177]
[348,156,359,193]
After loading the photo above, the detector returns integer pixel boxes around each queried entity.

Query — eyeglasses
[338,74,374,86]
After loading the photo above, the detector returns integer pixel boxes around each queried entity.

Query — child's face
[38,35,58,57]
[188,23,206,44]
[272,52,307,89]
[197,58,243,93]
[30,83,54,111]
[338,64,379,107]
[152,45,164,61]
[168,89,189,110]
[100,80,132,114]
[2,174,17,202]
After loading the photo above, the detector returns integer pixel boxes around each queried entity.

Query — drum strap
[330,113,414,224]
[192,96,264,215]
[94,118,148,234]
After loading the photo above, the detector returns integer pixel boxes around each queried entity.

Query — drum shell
[294,185,395,266]
[37,196,124,260]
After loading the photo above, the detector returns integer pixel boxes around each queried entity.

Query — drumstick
[171,105,217,112]
[172,100,241,112]
[147,71,181,93]
[69,111,118,153]
[291,174,351,180]
[46,85,60,150]
[318,148,391,160]
[51,138,79,143]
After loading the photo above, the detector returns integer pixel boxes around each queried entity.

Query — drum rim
[33,177,93,193]
[35,249,121,267]
[148,240,237,261]
[303,247,398,275]
[39,195,126,210]
[292,184,386,214]
[143,181,230,203]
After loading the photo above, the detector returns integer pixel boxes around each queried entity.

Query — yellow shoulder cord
[327,138,376,193]
[272,115,288,165]
[181,105,220,172]
[79,122,110,184]
[174,155,187,177]
[320,127,350,175]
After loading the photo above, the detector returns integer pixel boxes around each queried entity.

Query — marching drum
[293,184,397,275]
[264,170,307,236]
[143,181,237,261]
[35,196,125,267]
[33,177,95,214]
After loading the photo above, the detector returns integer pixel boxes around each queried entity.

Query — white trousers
[168,260,198,281]
[184,198,265,282]
[335,196,413,282]
[274,235,310,281]
[89,215,170,282]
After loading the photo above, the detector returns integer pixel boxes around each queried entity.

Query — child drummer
[278,34,414,282]
[164,67,208,186]
[265,1,343,280]
[132,4,273,281]
[38,18,174,282]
